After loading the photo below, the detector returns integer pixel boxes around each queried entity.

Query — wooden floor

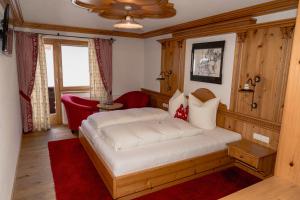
[12,126,76,200]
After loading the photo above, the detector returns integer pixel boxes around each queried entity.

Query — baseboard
[10,131,23,200]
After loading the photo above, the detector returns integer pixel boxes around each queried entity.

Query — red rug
[48,138,261,200]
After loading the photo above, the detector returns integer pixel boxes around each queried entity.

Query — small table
[227,139,276,179]
[97,103,123,111]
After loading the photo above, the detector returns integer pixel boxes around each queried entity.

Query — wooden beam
[173,18,296,39]
[275,0,300,184]
[0,0,23,24]
[173,17,257,39]
[141,0,299,38]
[17,21,143,38]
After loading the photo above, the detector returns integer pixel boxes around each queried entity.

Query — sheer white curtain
[88,39,107,103]
[31,35,50,131]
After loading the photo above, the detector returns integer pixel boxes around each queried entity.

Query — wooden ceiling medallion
[71,0,176,20]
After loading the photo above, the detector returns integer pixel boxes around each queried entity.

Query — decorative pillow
[189,95,220,130]
[174,104,189,121]
[168,90,187,117]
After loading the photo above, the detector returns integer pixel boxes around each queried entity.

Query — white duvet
[87,107,170,130]
[101,118,203,151]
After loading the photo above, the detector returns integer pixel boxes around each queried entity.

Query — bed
[79,88,241,199]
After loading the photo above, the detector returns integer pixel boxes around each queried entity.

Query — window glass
[45,44,55,87]
[61,45,89,87]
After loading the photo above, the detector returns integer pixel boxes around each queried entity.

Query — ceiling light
[113,16,143,29]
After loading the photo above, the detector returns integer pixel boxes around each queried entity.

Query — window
[44,39,90,124]
[45,44,56,114]
[61,45,90,87]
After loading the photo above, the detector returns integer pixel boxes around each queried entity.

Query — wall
[0,36,23,199]
[112,36,145,98]
[184,34,236,107]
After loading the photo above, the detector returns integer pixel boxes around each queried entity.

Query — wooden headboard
[142,88,280,150]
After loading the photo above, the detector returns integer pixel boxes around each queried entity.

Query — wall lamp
[239,75,261,110]
[156,70,173,91]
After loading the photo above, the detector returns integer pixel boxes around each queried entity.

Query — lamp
[239,75,261,110]
[156,70,173,91]
[114,16,143,29]
[113,5,143,30]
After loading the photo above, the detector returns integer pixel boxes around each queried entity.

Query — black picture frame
[190,41,225,84]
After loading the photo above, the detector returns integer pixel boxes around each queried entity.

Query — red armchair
[114,91,150,109]
[61,95,99,132]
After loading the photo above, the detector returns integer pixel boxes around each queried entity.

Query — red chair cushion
[61,95,99,131]
[114,91,149,109]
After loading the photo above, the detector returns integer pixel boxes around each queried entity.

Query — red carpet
[48,138,261,200]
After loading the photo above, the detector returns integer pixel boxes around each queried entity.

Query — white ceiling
[19,0,273,33]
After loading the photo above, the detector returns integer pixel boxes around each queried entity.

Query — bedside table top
[228,139,276,158]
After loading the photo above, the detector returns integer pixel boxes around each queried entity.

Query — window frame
[44,38,90,92]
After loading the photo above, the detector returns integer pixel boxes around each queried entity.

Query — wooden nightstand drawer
[228,146,259,168]
[227,139,276,178]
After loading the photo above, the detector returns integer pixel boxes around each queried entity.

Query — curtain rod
[37,32,116,42]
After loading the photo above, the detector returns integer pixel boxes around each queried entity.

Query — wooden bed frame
[79,88,235,199]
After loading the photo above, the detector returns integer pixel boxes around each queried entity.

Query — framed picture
[190,41,225,84]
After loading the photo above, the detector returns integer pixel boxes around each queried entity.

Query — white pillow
[189,96,220,130]
[168,90,187,117]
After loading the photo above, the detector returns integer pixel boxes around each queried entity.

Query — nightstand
[227,139,276,179]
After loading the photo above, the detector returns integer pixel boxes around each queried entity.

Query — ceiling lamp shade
[114,16,143,29]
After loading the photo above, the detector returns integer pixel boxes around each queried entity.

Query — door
[44,39,90,125]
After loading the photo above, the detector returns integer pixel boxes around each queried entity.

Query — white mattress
[81,120,241,177]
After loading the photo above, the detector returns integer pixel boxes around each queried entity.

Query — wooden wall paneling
[160,40,172,94]
[230,24,294,123]
[141,88,171,110]
[276,26,294,121]
[173,39,186,92]
[257,27,292,122]
[218,111,280,150]
[236,27,267,118]
[159,39,186,95]
[230,32,248,111]
[275,0,300,183]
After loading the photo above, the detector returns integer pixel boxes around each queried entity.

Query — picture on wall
[191,41,225,84]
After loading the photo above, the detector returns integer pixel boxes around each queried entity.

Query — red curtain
[15,31,39,133]
[94,38,113,101]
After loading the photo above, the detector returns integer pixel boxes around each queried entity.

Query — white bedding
[87,107,169,130]
[81,120,241,176]
[101,118,203,151]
